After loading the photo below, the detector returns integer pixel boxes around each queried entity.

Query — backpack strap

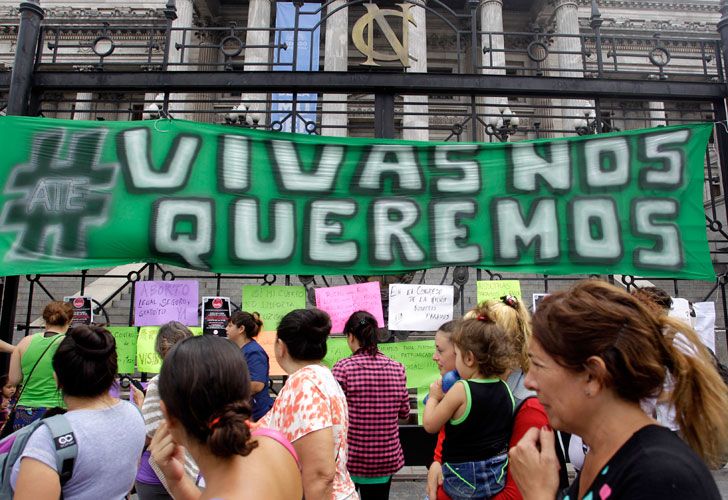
[41,415,77,486]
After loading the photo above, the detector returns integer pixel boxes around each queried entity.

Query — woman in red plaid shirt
[332,311,411,500]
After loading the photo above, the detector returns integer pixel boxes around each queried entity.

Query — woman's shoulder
[604,425,719,498]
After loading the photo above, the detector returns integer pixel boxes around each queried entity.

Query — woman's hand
[426,461,443,499]
[130,386,145,409]
[509,426,560,500]
[150,421,186,484]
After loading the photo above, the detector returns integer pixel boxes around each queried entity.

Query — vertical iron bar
[374,94,395,139]
[713,98,728,226]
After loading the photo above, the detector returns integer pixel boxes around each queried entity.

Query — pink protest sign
[134,280,199,326]
[315,282,384,334]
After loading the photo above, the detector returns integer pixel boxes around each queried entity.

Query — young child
[0,374,17,427]
[423,315,515,499]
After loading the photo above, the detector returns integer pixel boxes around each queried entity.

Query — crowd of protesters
[1,278,728,499]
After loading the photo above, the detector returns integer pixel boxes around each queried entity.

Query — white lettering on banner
[151,199,213,269]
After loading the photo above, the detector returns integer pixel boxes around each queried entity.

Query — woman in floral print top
[260,308,358,500]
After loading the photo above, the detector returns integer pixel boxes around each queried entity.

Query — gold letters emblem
[352,3,416,67]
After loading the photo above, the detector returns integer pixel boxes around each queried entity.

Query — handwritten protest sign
[108,327,138,373]
[136,325,202,373]
[693,302,716,353]
[323,337,438,424]
[134,280,199,326]
[476,280,522,305]
[315,282,384,333]
[388,284,453,331]
[242,285,306,330]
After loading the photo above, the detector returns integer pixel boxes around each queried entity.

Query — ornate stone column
[403,0,428,141]
[649,101,667,127]
[194,35,220,123]
[321,0,348,137]
[479,0,507,140]
[168,0,195,120]
[73,92,93,120]
[243,0,273,127]
[551,0,583,131]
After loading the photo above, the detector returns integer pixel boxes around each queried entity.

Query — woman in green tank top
[8,301,73,430]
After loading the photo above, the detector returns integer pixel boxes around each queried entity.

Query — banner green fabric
[0,116,714,278]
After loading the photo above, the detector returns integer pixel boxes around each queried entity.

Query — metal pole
[1,0,45,373]
[6,1,44,115]
[718,1,728,83]
[374,93,395,138]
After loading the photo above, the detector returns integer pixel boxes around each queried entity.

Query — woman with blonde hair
[510,280,728,499]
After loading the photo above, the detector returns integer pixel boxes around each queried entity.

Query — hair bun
[69,326,115,359]
[207,400,257,458]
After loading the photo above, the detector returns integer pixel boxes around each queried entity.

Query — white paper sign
[388,284,453,331]
[692,301,716,354]
[669,297,693,327]
[532,293,550,312]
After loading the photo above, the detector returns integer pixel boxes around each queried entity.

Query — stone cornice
[578,17,718,34]
[578,0,719,13]
[0,6,168,23]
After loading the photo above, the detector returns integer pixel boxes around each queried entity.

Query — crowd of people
[1,279,727,500]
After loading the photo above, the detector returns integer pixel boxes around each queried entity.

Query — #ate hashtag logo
[0,128,119,260]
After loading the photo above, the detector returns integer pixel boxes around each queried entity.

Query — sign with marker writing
[315,282,384,333]
[136,325,203,373]
[388,284,453,331]
[476,280,522,305]
[242,285,306,330]
[134,280,199,326]
[108,326,138,373]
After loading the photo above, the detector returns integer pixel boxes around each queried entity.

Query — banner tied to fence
[0,116,714,279]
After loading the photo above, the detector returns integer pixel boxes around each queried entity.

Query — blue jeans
[442,453,508,500]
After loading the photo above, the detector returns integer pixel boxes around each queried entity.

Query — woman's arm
[423,380,466,433]
[13,457,61,499]
[251,381,266,394]
[0,340,15,354]
[8,336,30,386]
[293,426,336,500]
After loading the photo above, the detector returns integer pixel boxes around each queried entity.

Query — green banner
[0,116,714,278]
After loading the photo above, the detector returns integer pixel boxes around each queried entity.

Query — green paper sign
[324,338,438,423]
[242,285,307,330]
[136,325,203,373]
[108,326,138,374]
[0,116,714,279]
[476,280,522,305]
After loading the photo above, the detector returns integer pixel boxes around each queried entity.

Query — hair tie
[476,314,490,322]
[501,295,518,308]
[359,318,368,326]
[208,416,222,430]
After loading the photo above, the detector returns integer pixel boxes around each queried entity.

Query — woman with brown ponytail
[510,280,728,500]
[150,335,302,500]
[9,301,74,430]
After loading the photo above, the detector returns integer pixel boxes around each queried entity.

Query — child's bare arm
[423,380,466,433]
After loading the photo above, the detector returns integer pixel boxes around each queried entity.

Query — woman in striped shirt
[333,311,411,500]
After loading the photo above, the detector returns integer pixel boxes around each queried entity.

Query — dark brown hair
[159,335,257,458]
[344,311,378,355]
[53,325,117,398]
[43,301,74,328]
[228,311,263,339]
[452,319,513,378]
[277,308,330,361]
[533,279,728,467]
